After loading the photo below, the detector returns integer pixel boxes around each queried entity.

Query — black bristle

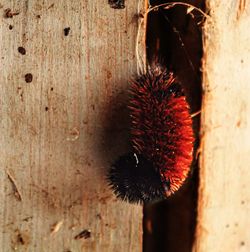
[107,153,166,204]
[167,82,184,97]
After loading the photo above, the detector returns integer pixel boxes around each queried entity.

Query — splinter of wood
[6,170,22,201]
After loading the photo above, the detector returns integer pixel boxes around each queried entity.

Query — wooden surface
[0,1,144,251]
[194,0,250,251]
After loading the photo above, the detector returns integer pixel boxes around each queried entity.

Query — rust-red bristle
[130,69,194,196]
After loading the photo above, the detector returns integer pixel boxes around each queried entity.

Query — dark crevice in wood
[143,0,205,251]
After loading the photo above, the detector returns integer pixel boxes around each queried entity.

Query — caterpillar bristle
[108,153,166,204]
[108,68,194,204]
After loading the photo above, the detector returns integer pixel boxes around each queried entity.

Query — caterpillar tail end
[107,152,167,204]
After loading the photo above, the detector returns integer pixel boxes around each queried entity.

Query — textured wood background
[0,0,144,251]
[194,0,250,251]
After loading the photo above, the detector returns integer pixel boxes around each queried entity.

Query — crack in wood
[237,0,247,19]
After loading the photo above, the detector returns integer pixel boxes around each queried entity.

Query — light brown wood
[194,0,250,251]
[0,1,144,251]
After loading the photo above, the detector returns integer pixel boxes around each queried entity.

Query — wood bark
[194,0,250,251]
[0,0,145,251]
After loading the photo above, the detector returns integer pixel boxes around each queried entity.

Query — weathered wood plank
[194,0,250,251]
[0,0,144,251]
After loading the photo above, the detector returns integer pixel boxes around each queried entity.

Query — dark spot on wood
[236,120,241,127]
[17,233,25,245]
[74,229,91,240]
[22,216,33,222]
[138,13,144,18]
[241,200,245,204]
[20,92,23,101]
[15,230,30,246]
[96,214,102,220]
[226,224,229,228]
[240,241,245,246]
[130,13,144,25]
[45,107,49,111]
[48,3,55,9]
[4,8,20,18]
[106,70,112,79]
[50,87,54,91]
[18,47,26,55]
[24,73,33,83]
[108,0,125,9]
[64,27,70,36]
[36,14,41,19]
[9,24,13,30]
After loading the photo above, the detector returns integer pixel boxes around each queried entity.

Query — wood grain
[194,0,250,251]
[0,0,144,251]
